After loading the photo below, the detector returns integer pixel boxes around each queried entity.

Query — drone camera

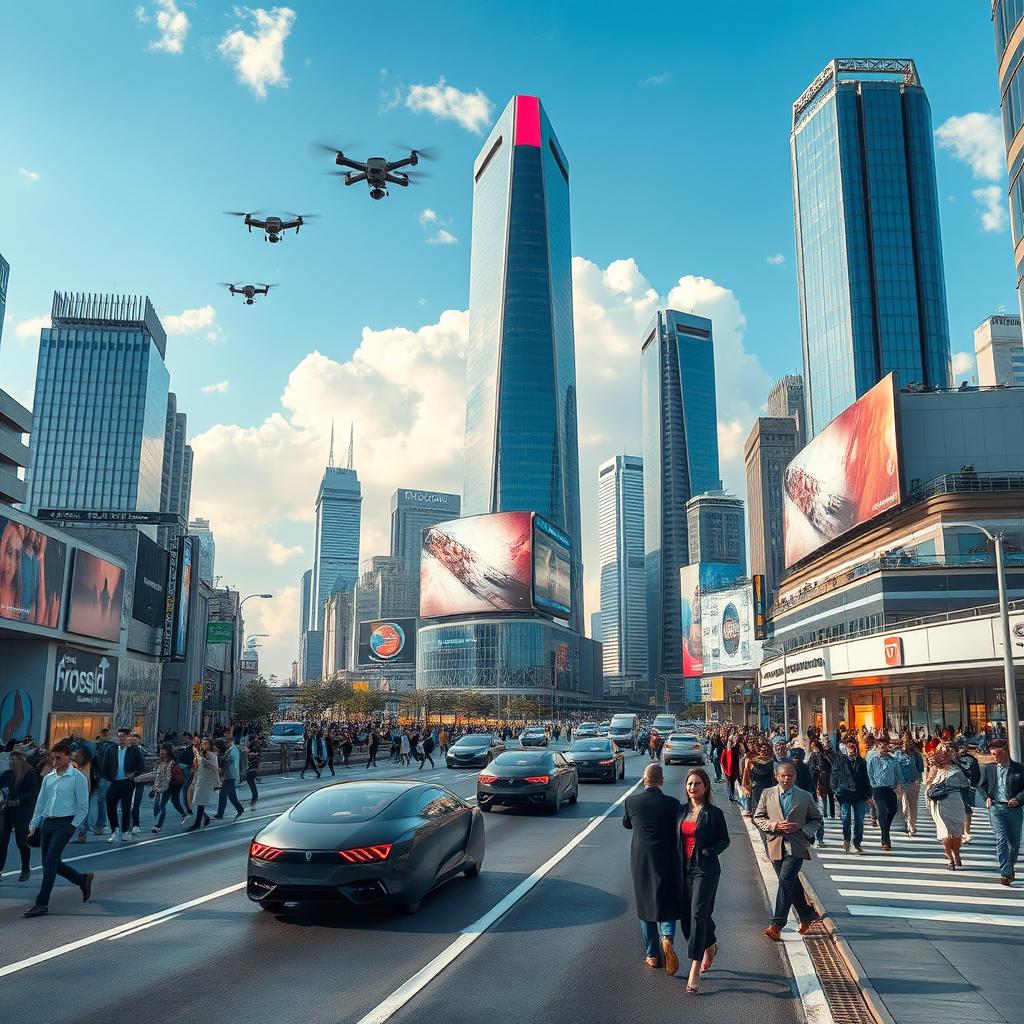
[370,187,387,201]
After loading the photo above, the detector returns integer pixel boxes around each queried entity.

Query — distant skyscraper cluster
[190,517,216,584]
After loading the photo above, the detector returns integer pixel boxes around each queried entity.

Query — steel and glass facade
[189,517,216,584]
[28,293,169,515]
[0,252,8,348]
[642,309,721,696]
[389,488,460,609]
[791,59,951,437]
[597,455,648,695]
[463,94,583,634]
[994,2,1024,312]
[309,465,361,631]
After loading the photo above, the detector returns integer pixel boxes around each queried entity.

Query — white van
[608,713,639,749]
[652,713,678,735]
[266,721,305,749]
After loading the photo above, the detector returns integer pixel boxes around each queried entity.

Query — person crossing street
[980,740,1024,885]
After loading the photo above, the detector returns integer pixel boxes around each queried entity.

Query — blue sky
[0,2,1015,677]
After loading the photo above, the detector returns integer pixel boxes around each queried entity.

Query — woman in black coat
[0,747,41,881]
[678,768,730,994]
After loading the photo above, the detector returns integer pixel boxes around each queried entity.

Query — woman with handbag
[925,745,968,870]
[186,738,219,832]
[0,746,40,881]
[150,744,176,833]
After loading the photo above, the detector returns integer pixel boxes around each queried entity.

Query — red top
[681,819,698,861]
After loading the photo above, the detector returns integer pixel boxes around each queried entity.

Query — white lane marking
[0,883,246,978]
[110,913,181,939]
[829,874,1013,890]
[354,781,643,1024]
[740,815,834,1024]
[836,888,1023,907]
[848,904,1024,928]
[819,862,996,879]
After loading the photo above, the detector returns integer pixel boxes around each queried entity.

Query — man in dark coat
[623,762,683,974]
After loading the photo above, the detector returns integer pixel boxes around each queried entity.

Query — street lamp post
[761,642,789,739]
[240,593,273,609]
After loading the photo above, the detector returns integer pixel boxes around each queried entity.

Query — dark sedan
[564,738,625,782]
[446,734,505,769]
[477,750,578,814]
[519,726,549,747]
[247,780,484,916]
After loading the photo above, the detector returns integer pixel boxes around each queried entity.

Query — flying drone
[220,282,275,305]
[314,143,436,200]
[223,211,316,243]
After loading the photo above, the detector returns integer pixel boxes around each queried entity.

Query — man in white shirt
[25,740,94,918]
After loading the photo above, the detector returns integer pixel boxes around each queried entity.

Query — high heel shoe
[947,861,956,870]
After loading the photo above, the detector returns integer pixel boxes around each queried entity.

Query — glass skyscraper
[597,455,648,697]
[189,517,216,584]
[642,309,721,696]
[28,293,170,515]
[462,94,583,634]
[309,462,361,631]
[791,58,951,437]
[994,2,1024,314]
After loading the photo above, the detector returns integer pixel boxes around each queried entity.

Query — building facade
[28,293,170,516]
[974,314,1024,385]
[641,308,721,698]
[189,517,216,584]
[389,488,460,606]
[322,590,354,679]
[462,94,584,634]
[354,555,418,624]
[765,374,806,448]
[0,251,8,347]
[744,416,801,603]
[686,491,747,572]
[158,393,192,548]
[597,455,648,697]
[309,462,361,631]
[791,59,951,437]
[994,1,1024,314]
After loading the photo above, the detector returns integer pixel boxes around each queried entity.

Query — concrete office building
[158,392,193,548]
[765,374,806,447]
[322,590,354,679]
[190,517,216,584]
[0,251,31,507]
[390,488,460,607]
[974,314,1024,386]
[994,2,1024,315]
[686,491,746,573]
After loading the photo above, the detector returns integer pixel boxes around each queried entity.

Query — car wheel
[569,784,578,804]
[259,901,286,914]
[480,801,493,813]
[403,899,422,915]
[549,792,561,815]
[463,861,481,878]
[619,763,625,781]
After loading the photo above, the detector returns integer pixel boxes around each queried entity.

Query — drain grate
[804,928,877,1024]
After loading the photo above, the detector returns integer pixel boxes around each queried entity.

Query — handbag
[926,781,951,801]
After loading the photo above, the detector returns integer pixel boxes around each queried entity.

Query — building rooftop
[49,292,167,358]
[793,58,920,126]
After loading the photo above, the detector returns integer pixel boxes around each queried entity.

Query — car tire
[480,801,493,813]
[549,793,561,815]
[569,784,578,804]
[463,861,481,878]
[259,901,286,914]
[403,899,422,915]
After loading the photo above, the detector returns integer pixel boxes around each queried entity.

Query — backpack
[423,737,435,754]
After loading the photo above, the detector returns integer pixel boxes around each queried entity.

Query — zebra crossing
[811,797,1024,929]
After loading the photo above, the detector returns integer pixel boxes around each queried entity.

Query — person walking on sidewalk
[0,745,39,881]
[366,729,380,769]
[300,729,322,780]
[894,736,924,836]
[149,744,175,833]
[213,733,245,820]
[926,745,968,870]
[23,740,94,918]
[755,761,822,941]
[678,768,730,994]
[831,740,871,854]
[185,738,219,832]
[623,762,683,975]
[721,737,740,803]
[979,740,1023,885]
[418,733,435,770]
[867,738,899,851]
[99,728,144,844]
[245,731,263,807]
[746,743,776,823]
[953,739,981,845]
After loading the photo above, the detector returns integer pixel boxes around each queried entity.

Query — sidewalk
[798,799,1023,1024]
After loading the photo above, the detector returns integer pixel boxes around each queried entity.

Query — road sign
[36,508,183,526]
[191,682,203,702]
[207,621,234,644]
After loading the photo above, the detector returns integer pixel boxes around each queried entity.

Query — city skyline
[0,3,1015,678]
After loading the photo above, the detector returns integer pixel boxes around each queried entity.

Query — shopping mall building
[759,382,1024,739]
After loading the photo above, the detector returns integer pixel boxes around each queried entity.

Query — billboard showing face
[420,512,533,618]
[533,515,572,619]
[357,618,417,667]
[784,374,901,568]
[67,550,125,642]
[0,514,66,629]
[701,583,758,674]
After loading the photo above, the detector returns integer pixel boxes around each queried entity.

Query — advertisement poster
[131,533,168,628]
[533,515,572,619]
[358,618,417,666]
[752,574,767,640]
[0,514,66,628]
[52,647,118,714]
[114,657,161,746]
[173,537,194,660]
[420,512,533,618]
[0,688,33,744]
[700,583,758,674]
[680,564,703,677]
[67,549,125,642]
[784,373,901,568]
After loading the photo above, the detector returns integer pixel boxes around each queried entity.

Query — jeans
[770,854,815,929]
[246,770,259,803]
[639,919,676,958]
[216,779,244,817]
[989,803,1023,879]
[93,778,110,829]
[897,782,920,832]
[131,780,147,828]
[34,816,85,908]
[839,799,867,848]
[872,786,898,845]
[153,790,174,828]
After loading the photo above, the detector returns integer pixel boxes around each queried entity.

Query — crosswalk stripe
[837,888,1022,907]
[819,861,996,878]
[847,905,1024,928]
[829,874,1011,890]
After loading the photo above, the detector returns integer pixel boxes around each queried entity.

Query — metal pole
[782,650,790,740]
[995,533,1022,761]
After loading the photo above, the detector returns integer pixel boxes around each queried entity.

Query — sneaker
[107,830,121,844]
[74,833,87,844]
[131,826,141,835]
[854,846,865,855]
[151,826,161,833]
[92,826,104,835]
[181,815,191,825]
[817,837,827,848]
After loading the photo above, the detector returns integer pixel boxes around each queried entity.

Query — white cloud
[418,208,439,227]
[17,167,40,185]
[405,78,493,134]
[14,314,51,341]
[267,540,303,565]
[973,184,1007,233]
[218,7,296,99]
[935,112,1003,181]
[639,71,671,87]
[766,253,785,266]
[951,351,975,378]
[163,305,217,336]
[137,0,189,54]
[427,229,458,245]
[201,380,231,395]
[378,68,402,114]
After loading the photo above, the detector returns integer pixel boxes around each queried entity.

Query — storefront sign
[761,649,830,684]
[207,621,234,644]
[191,682,204,702]
[883,636,903,667]
[700,676,725,702]
[53,647,118,714]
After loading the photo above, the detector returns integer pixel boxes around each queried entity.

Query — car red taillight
[338,843,393,864]
[598,758,614,765]
[524,775,550,784]
[478,773,497,784]
[250,841,283,861]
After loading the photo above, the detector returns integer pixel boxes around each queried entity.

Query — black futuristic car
[564,738,625,782]
[247,781,484,915]
[477,750,578,814]
[446,733,505,769]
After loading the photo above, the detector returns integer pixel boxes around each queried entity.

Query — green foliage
[232,678,280,724]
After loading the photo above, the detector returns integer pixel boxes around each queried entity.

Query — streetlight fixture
[760,641,789,739]
[240,593,274,608]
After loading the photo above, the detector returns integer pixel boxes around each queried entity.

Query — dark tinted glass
[454,735,492,748]
[569,740,612,753]
[290,786,403,823]
[492,751,550,766]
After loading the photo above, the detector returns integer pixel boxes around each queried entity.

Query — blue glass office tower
[994,3,1024,314]
[791,59,951,437]
[462,94,583,634]
[28,293,169,514]
[308,456,361,632]
[642,309,721,696]
[0,252,8,348]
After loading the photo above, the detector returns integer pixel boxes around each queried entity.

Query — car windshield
[578,723,597,729]
[454,736,492,748]
[290,785,404,824]
[271,724,304,736]
[569,741,611,753]
[669,734,697,742]
[492,751,549,766]
[524,728,546,735]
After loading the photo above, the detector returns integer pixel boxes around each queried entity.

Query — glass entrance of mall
[878,686,964,737]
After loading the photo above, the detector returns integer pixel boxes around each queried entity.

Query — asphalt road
[0,748,803,1024]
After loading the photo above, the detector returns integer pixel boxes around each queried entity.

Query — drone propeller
[403,170,432,183]
[257,283,278,291]
[217,281,241,288]
[311,140,359,158]
[391,143,439,160]
[284,212,319,220]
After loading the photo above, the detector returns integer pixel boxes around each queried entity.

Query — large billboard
[700,582,758,674]
[533,515,572,620]
[357,618,417,667]
[784,373,901,568]
[680,564,703,678]
[172,536,194,660]
[420,512,533,618]
[53,647,118,715]
[0,513,66,628]
[132,533,169,628]
[67,549,125,642]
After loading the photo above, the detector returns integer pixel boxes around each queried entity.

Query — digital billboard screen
[172,537,194,660]
[784,373,901,568]
[533,515,572,619]
[67,549,125,643]
[357,618,417,667]
[0,514,66,629]
[700,582,758,674]
[680,564,703,678]
[131,533,168,628]
[420,512,533,618]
